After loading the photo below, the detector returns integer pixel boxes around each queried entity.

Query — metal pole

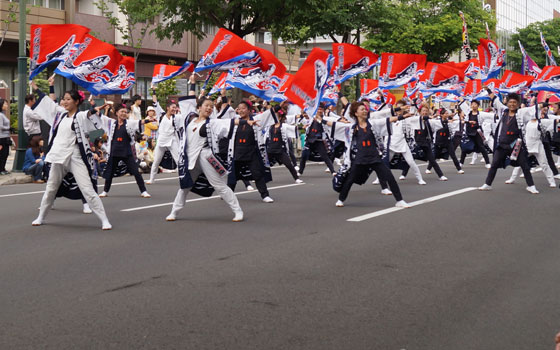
[355,29,361,101]
[13,0,28,172]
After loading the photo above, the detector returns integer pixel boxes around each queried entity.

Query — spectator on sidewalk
[23,135,45,183]
[143,106,158,139]
[130,94,142,121]
[0,98,10,175]
[92,137,107,176]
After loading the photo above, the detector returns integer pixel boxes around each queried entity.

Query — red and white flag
[195,28,260,72]
[497,70,534,94]
[418,62,465,95]
[332,43,379,84]
[151,62,194,85]
[378,53,426,89]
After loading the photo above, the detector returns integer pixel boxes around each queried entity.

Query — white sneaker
[485,164,491,169]
[478,184,492,191]
[480,158,486,163]
[554,174,560,180]
[102,221,112,230]
[399,175,406,180]
[526,186,539,194]
[395,200,411,208]
[335,200,344,207]
[141,191,151,198]
[425,169,432,174]
[295,179,304,184]
[325,167,331,173]
[246,185,255,191]
[166,213,177,221]
[145,180,153,185]
[262,196,274,203]
[520,173,525,178]
[295,166,300,171]
[457,169,465,174]
[439,176,448,181]
[372,177,380,185]
[505,178,515,184]
[418,180,427,185]
[381,188,392,195]
[82,203,92,214]
[335,158,342,166]
[469,160,476,165]
[232,211,244,222]
[32,218,43,226]
[549,183,556,188]
[99,191,108,198]
[531,167,542,173]
[296,172,302,177]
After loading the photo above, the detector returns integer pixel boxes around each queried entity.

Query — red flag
[404,81,419,98]
[528,65,560,93]
[195,28,260,72]
[463,79,491,100]
[446,59,479,79]
[285,48,333,115]
[55,34,135,94]
[151,62,194,85]
[418,62,465,95]
[332,43,379,84]
[378,53,427,89]
[477,38,505,81]
[271,73,294,102]
[360,79,380,102]
[208,72,232,95]
[497,70,534,94]
[29,24,90,79]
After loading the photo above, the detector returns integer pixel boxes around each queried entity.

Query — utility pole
[13,0,28,172]
[355,28,361,101]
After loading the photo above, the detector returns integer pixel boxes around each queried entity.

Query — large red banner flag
[359,79,380,103]
[463,79,490,100]
[271,73,294,102]
[151,62,194,85]
[208,72,232,95]
[418,62,465,95]
[530,66,560,93]
[378,53,427,89]
[285,48,333,116]
[29,24,90,79]
[477,38,505,81]
[497,70,534,94]
[55,34,135,95]
[446,59,479,80]
[332,43,379,84]
[195,28,260,72]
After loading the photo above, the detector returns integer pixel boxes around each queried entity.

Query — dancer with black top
[299,103,336,175]
[266,112,303,184]
[427,108,464,174]
[457,99,492,168]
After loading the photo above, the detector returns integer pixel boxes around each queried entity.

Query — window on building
[77,0,104,15]
[201,24,216,36]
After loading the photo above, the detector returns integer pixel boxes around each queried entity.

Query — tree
[95,0,164,93]
[363,0,496,63]
[0,2,17,48]
[154,0,319,42]
[153,59,180,110]
[508,18,560,74]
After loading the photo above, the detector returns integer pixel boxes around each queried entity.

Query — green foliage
[509,18,560,73]
[1,2,29,48]
[9,102,17,131]
[363,0,496,63]
[154,60,179,109]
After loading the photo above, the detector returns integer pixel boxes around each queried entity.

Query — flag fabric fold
[531,66,560,93]
[378,53,426,89]
[418,62,465,96]
[332,43,379,84]
[151,62,194,85]
[519,41,542,77]
[497,70,534,94]
[477,38,505,81]
[540,32,557,66]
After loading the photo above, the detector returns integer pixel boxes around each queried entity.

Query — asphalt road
[1,158,559,350]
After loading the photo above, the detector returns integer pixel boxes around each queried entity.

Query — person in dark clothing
[266,113,303,184]
[299,103,336,175]
[99,104,155,198]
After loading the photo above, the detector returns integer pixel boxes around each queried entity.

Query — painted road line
[121,183,305,212]
[347,187,477,222]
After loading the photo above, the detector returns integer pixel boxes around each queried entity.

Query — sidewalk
[0,147,33,186]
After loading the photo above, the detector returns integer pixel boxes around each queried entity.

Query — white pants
[38,148,109,224]
[170,148,242,216]
[510,145,555,186]
[149,144,179,182]
[390,147,423,181]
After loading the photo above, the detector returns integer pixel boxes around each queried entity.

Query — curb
[0,174,33,186]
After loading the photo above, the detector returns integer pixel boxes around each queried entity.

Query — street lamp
[13,0,28,172]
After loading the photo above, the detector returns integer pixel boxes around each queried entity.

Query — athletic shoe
[395,200,411,208]
[296,172,302,177]
[425,169,432,174]
[469,160,476,165]
[439,176,448,181]
[478,184,492,191]
[141,191,151,198]
[31,218,43,226]
[399,175,406,180]
[526,186,539,194]
[530,167,542,173]
[549,183,556,188]
[335,200,344,207]
[295,166,300,172]
[418,180,427,185]
[554,174,560,180]
[372,177,380,185]
[99,191,108,198]
[295,179,304,184]
[82,203,92,214]
[335,158,342,166]
[325,167,331,173]
[232,211,244,222]
[485,164,491,169]
[504,178,515,184]
[166,213,176,221]
[145,180,153,185]
[457,169,465,174]
[246,185,255,191]
[101,221,113,230]
[381,188,392,195]
[262,196,274,203]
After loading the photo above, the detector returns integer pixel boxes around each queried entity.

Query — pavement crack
[217,253,242,261]
[249,300,280,308]
[102,274,167,294]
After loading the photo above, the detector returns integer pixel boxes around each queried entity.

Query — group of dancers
[29,75,560,229]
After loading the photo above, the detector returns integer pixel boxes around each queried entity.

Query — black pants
[460,134,490,164]
[401,143,444,178]
[0,139,9,172]
[104,156,146,193]
[299,140,335,174]
[543,142,559,176]
[268,151,299,180]
[230,155,269,198]
[485,146,534,186]
[219,152,252,188]
[340,162,403,202]
[428,141,462,171]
